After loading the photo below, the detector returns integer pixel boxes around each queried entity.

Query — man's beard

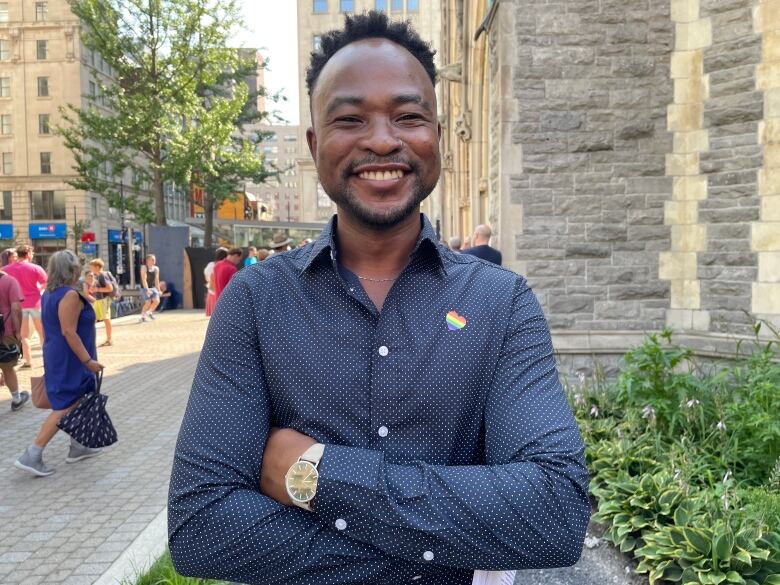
[327,158,437,228]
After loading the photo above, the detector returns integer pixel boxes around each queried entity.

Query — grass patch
[129,550,228,585]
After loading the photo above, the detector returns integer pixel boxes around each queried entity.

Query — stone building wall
[509,0,675,331]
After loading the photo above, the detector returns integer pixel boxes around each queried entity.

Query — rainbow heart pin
[446,310,467,331]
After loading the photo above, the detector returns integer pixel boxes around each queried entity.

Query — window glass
[391,0,402,9]
[407,0,419,10]
[0,191,12,220]
[38,114,49,134]
[35,1,47,21]
[0,114,11,135]
[40,152,51,174]
[37,76,48,97]
[1,153,10,175]
[0,3,8,22]
[340,0,353,11]
[88,80,96,97]
[0,77,9,97]
[36,40,47,60]
[313,0,327,12]
[375,0,387,10]
[0,40,10,61]
[30,190,64,219]
[312,35,322,54]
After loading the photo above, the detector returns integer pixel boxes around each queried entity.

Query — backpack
[103,271,122,300]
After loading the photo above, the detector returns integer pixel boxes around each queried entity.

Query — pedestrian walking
[0,267,29,411]
[4,245,47,368]
[139,254,161,322]
[462,224,502,266]
[212,248,242,302]
[169,11,589,584]
[88,259,114,346]
[204,248,228,317]
[14,250,104,477]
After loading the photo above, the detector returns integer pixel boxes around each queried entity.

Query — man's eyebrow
[325,96,364,117]
[393,94,433,113]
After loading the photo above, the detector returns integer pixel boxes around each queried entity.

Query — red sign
[81,231,96,242]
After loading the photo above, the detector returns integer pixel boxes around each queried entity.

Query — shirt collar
[300,214,446,277]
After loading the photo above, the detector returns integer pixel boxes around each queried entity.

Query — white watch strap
[299,443,325,467]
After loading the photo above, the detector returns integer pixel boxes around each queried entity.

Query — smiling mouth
[357,169,406,181]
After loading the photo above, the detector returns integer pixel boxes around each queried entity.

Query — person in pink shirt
[0,267,27,410]
[4,245,47,368]
[213,248,242,302]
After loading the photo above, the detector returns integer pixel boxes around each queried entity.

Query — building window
[30,190,64,219]
[38,114,50,134]
[2,152,11,175]
[391,0,402,10]
[407,0,419,10]
[88,80,96,97]
[0,114,11,135]
[0,40,10,61]
[313,0,327,12]
[36,40,47,60]
[37,76,48,97]
[40,152,51,174]
[340,0,354,11]
[313,35,323,54]
[0,77,9,97]
[375,0,387,9]
[0,191,12,220]
[0,3,8,22]
[35,1,47,21]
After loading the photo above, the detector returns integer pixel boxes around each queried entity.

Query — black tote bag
[57,370,118,448]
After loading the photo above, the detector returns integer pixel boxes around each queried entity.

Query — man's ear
[306,127,317,161]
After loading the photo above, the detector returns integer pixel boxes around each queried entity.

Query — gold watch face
[285,461,319,503]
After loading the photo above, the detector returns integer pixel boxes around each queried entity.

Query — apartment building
[295,0,442,224]
[248,124,301,222]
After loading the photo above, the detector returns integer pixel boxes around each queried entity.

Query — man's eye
[398,114,424,122]
[335,116,361,123]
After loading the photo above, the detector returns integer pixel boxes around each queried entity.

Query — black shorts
[0,342,20,364]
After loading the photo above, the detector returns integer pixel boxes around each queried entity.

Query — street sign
[81,242,97,254]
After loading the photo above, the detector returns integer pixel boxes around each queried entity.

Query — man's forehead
[313,38,433,104]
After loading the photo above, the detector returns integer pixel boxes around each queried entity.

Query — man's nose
[359,119,403,155]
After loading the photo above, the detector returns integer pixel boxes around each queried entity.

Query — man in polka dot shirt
[169,11,590,585]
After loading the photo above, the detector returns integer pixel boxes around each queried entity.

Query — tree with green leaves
[59,0,274,231]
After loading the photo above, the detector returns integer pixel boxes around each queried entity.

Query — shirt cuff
[315,444,383,539]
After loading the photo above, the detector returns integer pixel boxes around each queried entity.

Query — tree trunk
[153,166,166,225]
[204,195,215,247]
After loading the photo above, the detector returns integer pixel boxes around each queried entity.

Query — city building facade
[295,0,443,225]
[439,0,780,375]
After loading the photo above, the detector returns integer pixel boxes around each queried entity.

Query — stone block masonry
[510,0,674,332]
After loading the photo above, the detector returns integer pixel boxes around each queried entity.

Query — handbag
[0,341,20,363]
[31,376,51,409]
[57,370,118,448]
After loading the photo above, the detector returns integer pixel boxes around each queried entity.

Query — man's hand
[259,427,317,506]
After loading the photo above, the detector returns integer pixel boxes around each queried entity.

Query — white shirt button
[423,550,434,561]
[378,426,389,437]
[378,345,389,356]
[334,518,347,531]
[412,577,422,581]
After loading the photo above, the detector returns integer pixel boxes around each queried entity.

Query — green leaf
[683,527,712,556]
[724,572,745,584]
[713,532,733,564]
[762,576,780,585]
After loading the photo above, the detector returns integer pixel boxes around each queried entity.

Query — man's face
[147,257,155,267]
[229,254,242,265]
[307,38,441,228]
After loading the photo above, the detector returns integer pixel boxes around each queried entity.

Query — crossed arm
[168,277,591,584]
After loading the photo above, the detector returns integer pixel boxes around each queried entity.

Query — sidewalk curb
[93,508,168,585]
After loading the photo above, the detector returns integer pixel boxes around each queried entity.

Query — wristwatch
[285,443,325,511]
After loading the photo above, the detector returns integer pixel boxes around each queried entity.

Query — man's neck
[335,211,422,278]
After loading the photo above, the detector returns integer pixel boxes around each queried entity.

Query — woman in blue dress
[15,250,105,477]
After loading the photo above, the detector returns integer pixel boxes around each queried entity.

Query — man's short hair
[215,247,229,261]
[306,10,437,99]
[16,245,32,258]
[228,248,243,257]
[89,258,104,268]
[448,236,461,249]
[248,246,257,253]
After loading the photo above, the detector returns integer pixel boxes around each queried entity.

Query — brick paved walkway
[0,310,209,585]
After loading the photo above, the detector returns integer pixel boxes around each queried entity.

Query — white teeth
[358,170,404,180]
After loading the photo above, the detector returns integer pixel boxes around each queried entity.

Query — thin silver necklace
[355,274,397,283]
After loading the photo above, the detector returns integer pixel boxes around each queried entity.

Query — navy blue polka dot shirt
[168,215,590,585]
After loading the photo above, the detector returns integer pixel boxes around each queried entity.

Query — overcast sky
[237,1,300,125]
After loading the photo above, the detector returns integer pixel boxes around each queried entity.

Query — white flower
[590,405,599,418]
[722,470,732,484]
[577,371,586,385]
[574,393,586,407]
[673,468,681,481]
[685,398,700,408]
[716,420,727,432]
[642,405,656,421]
